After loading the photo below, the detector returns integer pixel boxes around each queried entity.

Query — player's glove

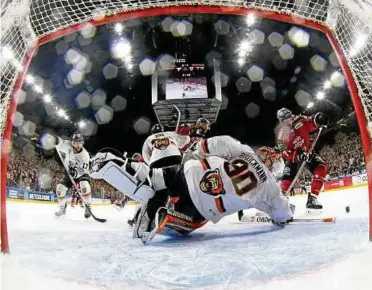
[274,143,286,153]
[314,112,329,126]
[297,150,311,163]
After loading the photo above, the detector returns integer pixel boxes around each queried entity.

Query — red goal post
[1,0,372,253]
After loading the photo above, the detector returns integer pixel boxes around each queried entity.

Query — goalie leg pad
[97,161,155,203]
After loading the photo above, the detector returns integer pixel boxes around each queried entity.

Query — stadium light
[114,23,124,34]
[78,120,86,128]
[323,80,332,89]
[246,14,256,26]
[307,102,314,109]
[25,74,35,84]
[43,94,52,103]
[240,40,252,52]
[57,108,66,117]
[111,38,131,59]
[237,58,245,66]
[316,91,325,100]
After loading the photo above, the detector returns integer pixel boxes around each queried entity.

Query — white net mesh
[1,0,372,143]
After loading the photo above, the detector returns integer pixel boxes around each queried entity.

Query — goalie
[90,136,293,243]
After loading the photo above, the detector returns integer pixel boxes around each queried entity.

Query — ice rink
[2,186,372,290]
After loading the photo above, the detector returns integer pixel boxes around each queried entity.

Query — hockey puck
[345,206,350,213]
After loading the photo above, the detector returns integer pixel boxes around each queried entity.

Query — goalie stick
[56,148,107,223]
[239,214,336,224]
[173,104,181,133]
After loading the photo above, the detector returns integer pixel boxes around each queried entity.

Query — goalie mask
[256,146,280,171]
[195,118,210,136]
[151,124,164,134]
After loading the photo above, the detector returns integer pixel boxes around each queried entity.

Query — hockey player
[55,134,92,218]
[142,124,183,168]
[177,118,211,162]
[276,108,328,212]
[238,146,285,221]
[90,135,293,243]
[71,190,84,208]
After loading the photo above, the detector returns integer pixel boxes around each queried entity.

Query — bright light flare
[57,108,66,117]
[114,23,124,34]
[25,74,35,84]
[237,58,245,66]
[111,38,131,59]
[324,80,332,89]
[33,85,43,93]
[307,102,314,109]
[240,41,252,52]
[246,14,256,26]
[316,92,325,100]
[78,120,86,128]
[43,94,52,103]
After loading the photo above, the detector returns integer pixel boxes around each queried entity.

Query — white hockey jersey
[142,131,188,166]
[56,138,90,179]
[184,136,291,223]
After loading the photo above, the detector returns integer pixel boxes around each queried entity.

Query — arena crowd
[6,131,365,197]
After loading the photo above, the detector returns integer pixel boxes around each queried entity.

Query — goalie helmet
[256,146,278,171]
[277,108,293,123]
[195,118,210,136]
[151,124,164,134]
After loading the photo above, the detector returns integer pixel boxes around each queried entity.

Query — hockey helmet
[277,108,292,123]
[71,133,84,143]
[151,124,164,134]
[196,118,210,132]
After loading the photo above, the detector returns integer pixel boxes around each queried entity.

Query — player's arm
[141,137,151,165]
[194,135,254,160]
[306,113,329,132]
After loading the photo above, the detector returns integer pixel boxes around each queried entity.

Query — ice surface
[2,187,372,290]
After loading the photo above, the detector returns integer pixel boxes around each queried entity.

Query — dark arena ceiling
[14,13,355,154]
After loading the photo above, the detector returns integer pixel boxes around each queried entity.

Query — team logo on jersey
[153,138,170,150]
[199,169,225,196]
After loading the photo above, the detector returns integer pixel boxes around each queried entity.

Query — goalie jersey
[142,131,188,166]
[56,139,90,179]
[184,136,288,223]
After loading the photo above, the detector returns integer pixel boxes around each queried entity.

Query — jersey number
[223,159,258,196]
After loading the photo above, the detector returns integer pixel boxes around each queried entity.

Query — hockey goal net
[1,0,372,252]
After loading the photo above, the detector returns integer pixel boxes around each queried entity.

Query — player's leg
[55,175,72,216]
[306,154,327,210]
[71,193,76,208]
[280,162,299,195]
[255,183,293,225]
[78,174,92,218]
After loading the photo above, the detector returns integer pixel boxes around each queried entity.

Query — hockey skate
[305,193,323,216]
[84,205,92,219]
[55,203,67,217]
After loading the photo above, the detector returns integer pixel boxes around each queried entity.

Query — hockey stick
[285,126,325,195]
[172,104,181,132]
[239,214,336,224]
[55,148,107,223]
